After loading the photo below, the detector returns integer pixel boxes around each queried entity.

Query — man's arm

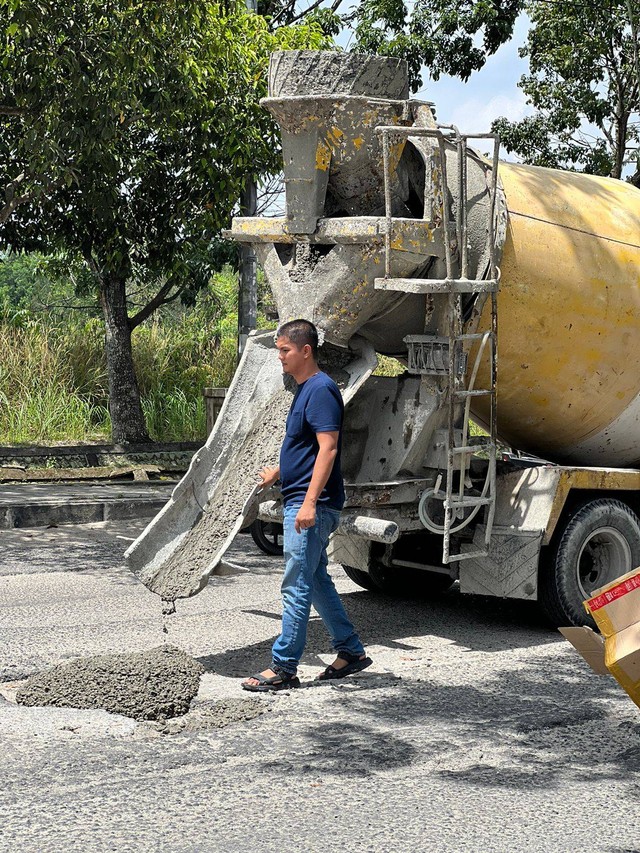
[295,431,339,533]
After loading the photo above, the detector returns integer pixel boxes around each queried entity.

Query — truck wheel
[341,564,379,591]
[250,520,284,556]
[368,559,455,597]
[539,499,640,627]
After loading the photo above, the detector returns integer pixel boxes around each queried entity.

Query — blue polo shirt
[280,371,345,510]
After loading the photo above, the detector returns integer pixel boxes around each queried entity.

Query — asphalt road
[1,519,639,853]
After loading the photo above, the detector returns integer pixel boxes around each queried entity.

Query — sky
[416,14,533,137]
[335,11,535,159]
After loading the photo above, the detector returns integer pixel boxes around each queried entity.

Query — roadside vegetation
[0,257,274,444]
[1,2,635,445]
[0,251,421,446]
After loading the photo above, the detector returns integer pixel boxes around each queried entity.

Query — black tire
[539,498,640,627]
[341,564,380,591]
[368,558,455,597]
[250,519,284,556]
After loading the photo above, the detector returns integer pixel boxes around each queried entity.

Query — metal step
[403,335,467,376]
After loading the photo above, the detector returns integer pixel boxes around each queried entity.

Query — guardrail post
[203,388,227,436]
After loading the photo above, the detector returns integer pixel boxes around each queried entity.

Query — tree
[0,0,324,442]
[493,0,640,185]
[257,0,524,91]
[0,252,42,315]
[349,0,523,90]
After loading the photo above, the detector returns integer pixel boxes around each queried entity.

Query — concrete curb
[0,442,199,472]
[0,482,175,530]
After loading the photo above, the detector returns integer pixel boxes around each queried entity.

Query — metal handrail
[375,123,501,564]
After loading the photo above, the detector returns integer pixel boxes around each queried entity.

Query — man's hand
[295,499,316,533]
[257,466,279,489]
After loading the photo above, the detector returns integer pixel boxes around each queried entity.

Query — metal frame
[376,124,501,564]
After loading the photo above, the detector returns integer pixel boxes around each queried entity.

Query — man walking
[242,319,371,692]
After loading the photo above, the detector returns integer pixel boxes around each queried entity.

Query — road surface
[1,519,638,852]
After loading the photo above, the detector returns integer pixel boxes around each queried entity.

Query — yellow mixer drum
[472,163,640,466]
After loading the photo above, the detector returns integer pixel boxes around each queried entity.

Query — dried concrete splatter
[288,244,327,283]
[16,646,204,722]
[268,50,409,100]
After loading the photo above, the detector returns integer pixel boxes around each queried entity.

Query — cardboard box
[560,567,640,709]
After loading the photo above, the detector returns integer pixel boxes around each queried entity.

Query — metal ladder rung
[426,278,499,293]
[452,389,493,398]
[452,549,489,562]
[457,332,496,342]
[451,442,496,455]
[447,496,494,508]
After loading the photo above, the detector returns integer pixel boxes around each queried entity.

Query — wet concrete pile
[16,646,204,721]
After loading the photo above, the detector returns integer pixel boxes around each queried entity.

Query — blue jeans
[271,502,365,675]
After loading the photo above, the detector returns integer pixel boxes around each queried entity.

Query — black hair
[276,319,319,359]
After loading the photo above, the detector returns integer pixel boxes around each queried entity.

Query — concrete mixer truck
[125,50,640,629]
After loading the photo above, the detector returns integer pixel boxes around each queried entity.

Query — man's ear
[302,343,312,358]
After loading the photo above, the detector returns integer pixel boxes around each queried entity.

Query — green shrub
[0,269,245,444]
[0,323,110,443]
[142,388,206,443]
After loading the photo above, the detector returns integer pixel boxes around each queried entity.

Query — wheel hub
[576,526,632,599]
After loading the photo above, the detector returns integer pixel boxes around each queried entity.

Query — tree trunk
[612,109,628,180]
[100,276,150,444]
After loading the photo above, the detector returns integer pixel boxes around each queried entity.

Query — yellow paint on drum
[471,163,640,463]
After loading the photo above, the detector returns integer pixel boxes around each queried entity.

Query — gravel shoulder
[1,520,639,853]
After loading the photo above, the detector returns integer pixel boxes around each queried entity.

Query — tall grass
[0,387,111,444]
[0,310,240,445]
[0,323,110,443]
[142,388,206,442]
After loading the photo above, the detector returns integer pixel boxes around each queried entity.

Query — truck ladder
[374,124,500,564]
